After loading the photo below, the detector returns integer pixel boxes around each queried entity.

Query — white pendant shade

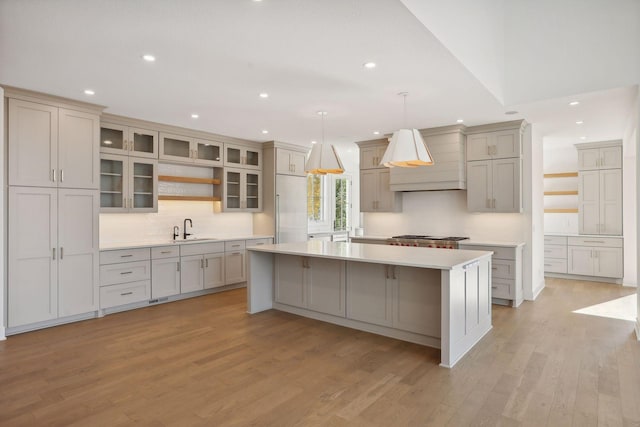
[305,143,344,175]
[380,128,434,167]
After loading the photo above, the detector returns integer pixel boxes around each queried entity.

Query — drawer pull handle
[232,245,241,248]
[256,243,264,245]
[491,267,497,270]
[232,252,241,255]
[120,271,133,275]
[120,254,133,258]
[120,292,133,296]
[491,286,498,289]
[160,251,171,254]
[544,264,552,267]
[583,240,605,243]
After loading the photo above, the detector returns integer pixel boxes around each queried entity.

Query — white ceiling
[0,0,638,149]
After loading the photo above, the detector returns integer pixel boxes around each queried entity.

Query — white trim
[544,273,623,284]
[0,327,5,341]
[636,319,640,341]
[529,278,546,300]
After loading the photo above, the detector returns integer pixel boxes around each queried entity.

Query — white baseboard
[0,326,5,341]
[525,278,545,301]
[636,320,640,341]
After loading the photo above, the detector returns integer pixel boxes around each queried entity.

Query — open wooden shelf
[544,190,579,196]
[544,172,578,178]
[158,195,221,202]
[544,208,578,213]
[159,175,221,185]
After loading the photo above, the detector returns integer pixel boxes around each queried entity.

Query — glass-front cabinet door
[100,154,127,212]
[224,169,242,211]
[128,127,158,158]
[159,132,194,163]
[100,124,127,155]
[129,158,158,212]
[245,171,261,211]
[224,144,261,170]
[101,123,158,158]
[223,168,261,212]
[194,139,223,166]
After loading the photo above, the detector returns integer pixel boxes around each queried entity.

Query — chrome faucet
[173,226,180,240]
[183,218,193,240]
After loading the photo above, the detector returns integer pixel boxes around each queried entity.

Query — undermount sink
[172,237,217,243]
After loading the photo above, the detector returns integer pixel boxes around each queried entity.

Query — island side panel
[247,250,274,313]
[440,257,492,368]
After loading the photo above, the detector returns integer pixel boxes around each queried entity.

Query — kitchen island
[247,241,493,368]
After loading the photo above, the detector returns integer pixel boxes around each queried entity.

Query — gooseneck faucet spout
[173,225,180,240]
[183,218,193,240]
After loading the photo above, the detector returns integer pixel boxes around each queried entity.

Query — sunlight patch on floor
[572,294,637,322]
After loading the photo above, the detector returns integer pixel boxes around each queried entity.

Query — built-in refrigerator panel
[276,174,308,243]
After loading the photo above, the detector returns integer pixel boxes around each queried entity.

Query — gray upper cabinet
[159,132,223,166]
[467,128,521,161]
[100,123,158,159]
[224,143,262,170]
[9,98,100,190]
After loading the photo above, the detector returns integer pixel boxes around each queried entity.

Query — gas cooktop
[387,235,469,248]
[391,235,469,241]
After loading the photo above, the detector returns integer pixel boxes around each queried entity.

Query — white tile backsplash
[100,201,253,244]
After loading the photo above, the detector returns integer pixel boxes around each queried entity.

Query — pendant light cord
[403,93,407,129]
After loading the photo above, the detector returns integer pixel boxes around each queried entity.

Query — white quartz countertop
[247,241,492,270]
[544,232,622,238]
[100,235,273,251]
[459,240,525,248]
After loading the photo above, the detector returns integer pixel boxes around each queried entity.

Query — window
[307,175,324,222]
[307,174,351,232]
[334,177,350,231]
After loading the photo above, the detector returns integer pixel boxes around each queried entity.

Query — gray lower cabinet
[152,257,181,298]
[346,262,439,336]
[99,248,151,309]
[274,254,346,317]
[458,243,523,307]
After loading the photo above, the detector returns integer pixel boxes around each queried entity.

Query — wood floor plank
[0,278,637,426]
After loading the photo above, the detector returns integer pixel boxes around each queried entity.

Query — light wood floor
[1,278,639,426]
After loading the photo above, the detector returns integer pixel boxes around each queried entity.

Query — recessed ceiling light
[456,119,464,123]
[103,140,113,145]
[580,136,587,140]
[373,131,380,135]
[311,140,317,144]
[363,62,376,69]
[84,89,95,96]
[569,101,580,106]
[259,93,269,98]
[262,130,269,134]
[142,54,156,62]
[505,110,518,115]
[576,120,584,124]
[191,113,199,119]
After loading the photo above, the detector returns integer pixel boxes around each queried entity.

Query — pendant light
[305,111,345,175]
[380,92,434,168]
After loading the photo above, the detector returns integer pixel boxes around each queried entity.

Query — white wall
[543,144,579,233]
[623,95,638,287]
[526,125,545,299]
[0,87,5,340]
[100,201,254,245]
[504,0,640,105]
[400,0,505,103]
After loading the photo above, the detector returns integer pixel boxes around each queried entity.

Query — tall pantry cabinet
[5,89,102,331]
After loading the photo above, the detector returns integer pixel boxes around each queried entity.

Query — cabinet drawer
[152,245,180,259]
[100,248,150,265]
[459,245,514,260]
[544,235,567,245]
[100,260,151,286]
[491,280,512,299]
[225,240,246,252]
[180,241,224,256]
[246,238,273,247]
[100,280,151,309]
[492,259,515,280]
[544,258,567,274]
[543,245,567,259]
[567,237,622,248]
